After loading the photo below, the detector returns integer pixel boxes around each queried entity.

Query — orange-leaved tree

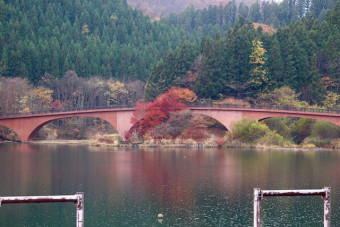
[50,100,64,111]
[126,87,197,140]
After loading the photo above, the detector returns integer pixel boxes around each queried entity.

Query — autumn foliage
[126,87,197,140]
[253,23,277,35]
[322,77,339,91]
[50,100,64,111]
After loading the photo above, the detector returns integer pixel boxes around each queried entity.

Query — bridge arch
[188,112,229,131]
[190,109,245,131]
[27,116,122,141]
[246,113,340,128]
[27,116,120,141]
[0,109,134,142]
[189,107,340,132]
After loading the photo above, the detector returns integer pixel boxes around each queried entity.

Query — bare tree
[0,77,30,113]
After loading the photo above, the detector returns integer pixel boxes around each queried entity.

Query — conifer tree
[268,36,284,88]
[194,37,226,98]
[300,54,324,103]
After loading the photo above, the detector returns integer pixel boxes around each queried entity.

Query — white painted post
[76,192,84,227]
[254,188,262,227]
[323,187,331,227]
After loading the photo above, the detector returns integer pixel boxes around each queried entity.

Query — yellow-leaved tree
[105,81,129,105]
[19,87,53,113]
[249,39,268,89]
[323,92,340,108]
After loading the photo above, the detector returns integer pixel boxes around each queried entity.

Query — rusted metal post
[254,188,262,227]
[0,193,84,226]
[323,187,331,227]
[76,192,84,227]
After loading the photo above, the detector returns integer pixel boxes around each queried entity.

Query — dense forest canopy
[128,0,338,23]
[0,0,198,83]
[145,2,340,104]
[1,0,338,84]
[164,0,339,37]
[126,0,259,20]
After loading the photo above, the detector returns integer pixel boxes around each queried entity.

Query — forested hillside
[0,0,197,83]
[164,0,339,37]
[145,2,340,104]
[126,0,258,20]
[0,0,338,85]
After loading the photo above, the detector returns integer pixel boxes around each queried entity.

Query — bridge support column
[116,111,133,140]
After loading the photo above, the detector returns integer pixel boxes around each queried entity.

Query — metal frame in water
[254,187,331,227]
[0,192,84,227]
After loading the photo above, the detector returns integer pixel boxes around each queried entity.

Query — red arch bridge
[0,105,339,142]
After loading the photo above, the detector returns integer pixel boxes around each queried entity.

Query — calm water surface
[1,143,340,226]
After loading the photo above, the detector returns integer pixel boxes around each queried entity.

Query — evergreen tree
[268,36,284,88]
[145,42,199,101]
[194,37,226,98]
[224,22,256,97]
[238,3,249,19]
[250,1,262,22]
[300,54,325,103]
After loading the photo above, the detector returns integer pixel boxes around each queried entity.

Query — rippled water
[0,143,340,226]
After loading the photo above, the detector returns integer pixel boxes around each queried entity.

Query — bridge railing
[186,103,340,114]
[0,103,136,118]
[0,103,340,118]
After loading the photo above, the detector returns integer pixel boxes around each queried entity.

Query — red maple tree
[126,87,197,140]
[50,100,64,111]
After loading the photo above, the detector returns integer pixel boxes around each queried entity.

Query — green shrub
[263,117,291,139]
[230,118,251,140]
[301,143,316,149]
[302,137,332,147]
[290,118,315,144]
[312,120,340,139]
[231,118,269,143]
[241,121,269,143]
[258,130,288,146]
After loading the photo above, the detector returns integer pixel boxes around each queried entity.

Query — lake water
[1,143,340,226]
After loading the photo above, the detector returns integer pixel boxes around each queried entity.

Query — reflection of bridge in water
[1,104,339,142]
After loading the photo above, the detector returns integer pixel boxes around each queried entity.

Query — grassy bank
[27,137,340,151]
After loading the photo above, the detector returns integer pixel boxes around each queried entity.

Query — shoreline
[1,139,337,151]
